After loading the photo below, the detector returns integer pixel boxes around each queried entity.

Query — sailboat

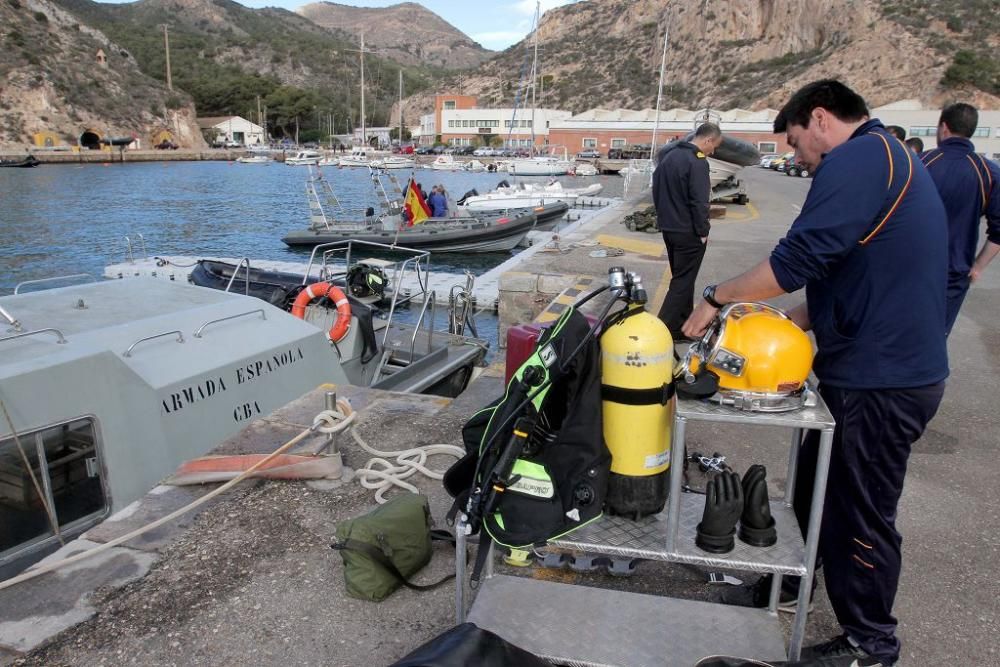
[371,71,415,170]
[506,2,574,177]
[339,34,372,168]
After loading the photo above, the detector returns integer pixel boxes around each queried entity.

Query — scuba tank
[599,269,675,519]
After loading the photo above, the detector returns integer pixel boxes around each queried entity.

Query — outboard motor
[457,188,479,206]
[365,206,375,218]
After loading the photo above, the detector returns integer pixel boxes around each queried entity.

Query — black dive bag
[444,307,610,551]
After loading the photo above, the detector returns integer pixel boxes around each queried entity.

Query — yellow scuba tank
[600,305,675,518]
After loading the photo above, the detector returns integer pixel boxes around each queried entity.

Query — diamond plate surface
[468,575,787,667]
[677,393,835,429]
[552,493,807,575]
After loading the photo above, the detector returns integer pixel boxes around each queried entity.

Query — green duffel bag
[332,493,454,602]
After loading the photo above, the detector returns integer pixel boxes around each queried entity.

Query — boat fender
[291,282,352,343]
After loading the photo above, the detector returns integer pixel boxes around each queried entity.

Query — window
[583,138,597,148]
[504,120,512,128]
[443,101,456,110]
[611,138,626,148]
[520,120,528,128]
[909,126,936,137]
[758,141,777,153]
[0,417,107,559]
[448,120,455,128]
[527,120,532,128]
[973,127,990,137]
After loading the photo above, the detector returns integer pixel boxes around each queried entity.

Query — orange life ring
[291,282,352,342]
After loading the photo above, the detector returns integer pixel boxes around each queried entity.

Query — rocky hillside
[297,1,493,70]
[402,0,1000,118]
[50,0,445,138]
[0,0,203,149]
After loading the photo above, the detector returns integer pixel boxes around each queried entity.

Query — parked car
[473,147,493,157]
[455,145,476,155]
[415,146,434,155]
[577,148,601,158]
[155,139,178,150]
[785,158,811,178]
[758,153,778,168]
[771,152,795,171]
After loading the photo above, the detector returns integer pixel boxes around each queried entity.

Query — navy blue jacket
[920,137,1000,282]
[770,120,949,390]
[652,141,712,236]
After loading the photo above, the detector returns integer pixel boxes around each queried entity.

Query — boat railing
[447,273,476,337]
[14,274,96,295]
[300,240,432,348]
[0,327,68,346]
[124,234,147,264]
[123,330,184,357]
[224,258,251,295]
[194,309,266,338]
[409,290,436,361]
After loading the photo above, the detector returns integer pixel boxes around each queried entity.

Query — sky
[223,0,583,51]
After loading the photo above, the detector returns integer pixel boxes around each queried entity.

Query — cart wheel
[736,193,749,205]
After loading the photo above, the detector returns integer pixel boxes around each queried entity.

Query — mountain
[0,0,203,148]
[49,0,446,139]
[297,2,493,70]
[401,0,1000,119]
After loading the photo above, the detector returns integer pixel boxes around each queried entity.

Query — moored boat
[0,156,40,168]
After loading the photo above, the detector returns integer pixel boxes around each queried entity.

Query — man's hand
[701,236,708,245]
[970,265,982,283]
[682,300,719,339]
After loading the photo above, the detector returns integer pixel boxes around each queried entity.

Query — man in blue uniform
[920,103,1000,334]
[683,80,949,667]
[652,122,722,341]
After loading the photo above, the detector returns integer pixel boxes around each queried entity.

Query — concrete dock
[1,167,997,666]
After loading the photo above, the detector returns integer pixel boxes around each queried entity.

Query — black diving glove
[738,464,777,547]
[695,470,743,554]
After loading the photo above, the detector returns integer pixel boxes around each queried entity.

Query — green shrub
[33,10,47,22]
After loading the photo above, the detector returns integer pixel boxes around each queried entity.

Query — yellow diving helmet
[678,303,816,412]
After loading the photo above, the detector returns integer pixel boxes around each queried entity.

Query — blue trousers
[793,382,945,662]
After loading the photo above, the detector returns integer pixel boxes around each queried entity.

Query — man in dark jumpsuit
[920,102,1000,334]
[683,81,948,667]
[651,122,722,340]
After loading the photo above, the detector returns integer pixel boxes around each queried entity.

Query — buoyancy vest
[444,307,610,551]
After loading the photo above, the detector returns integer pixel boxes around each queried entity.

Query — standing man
[683,80,948,667]
[920,103,1000,334]
[652,122,722,341]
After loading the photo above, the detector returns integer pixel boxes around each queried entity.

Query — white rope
[0,400,357,591]
[349,427,465,505]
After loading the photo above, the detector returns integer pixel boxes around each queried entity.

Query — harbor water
[0,160,623,350]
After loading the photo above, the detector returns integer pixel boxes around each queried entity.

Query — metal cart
[454,392,835,666]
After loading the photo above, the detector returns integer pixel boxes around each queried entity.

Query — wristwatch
[702,284,724,309]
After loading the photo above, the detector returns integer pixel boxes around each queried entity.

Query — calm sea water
[0,160,622,295]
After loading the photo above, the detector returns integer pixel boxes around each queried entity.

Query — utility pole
[256,95,262,144]
[161,24,173,91]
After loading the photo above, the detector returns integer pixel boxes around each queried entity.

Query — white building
[196,116,265,146]
[352,126,393,148]
[872,99,1000,158]
[440,107,573,149]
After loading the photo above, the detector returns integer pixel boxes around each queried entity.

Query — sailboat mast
[529,0,540,153]
[398,70,403,146]
[360,33,366,148]
[651,25,669,159]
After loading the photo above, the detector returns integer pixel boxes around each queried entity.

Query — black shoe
[718,574,813,614]
[797,634,897,666]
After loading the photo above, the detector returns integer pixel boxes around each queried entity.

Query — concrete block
[537,273,578,295]
[498,271,538,292]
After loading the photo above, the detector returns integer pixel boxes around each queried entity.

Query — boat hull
[282,212,538,253]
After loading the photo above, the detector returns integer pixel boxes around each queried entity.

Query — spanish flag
[403,178,431,226]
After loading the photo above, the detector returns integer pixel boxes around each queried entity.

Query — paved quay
[1,167,996,666]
